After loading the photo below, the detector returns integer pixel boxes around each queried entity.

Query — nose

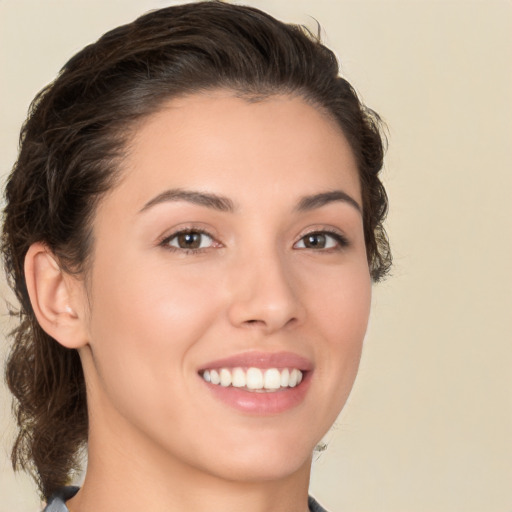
[226,250,305,334]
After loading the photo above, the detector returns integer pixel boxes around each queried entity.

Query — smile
[201,367,303,391]
[198,351,312,414]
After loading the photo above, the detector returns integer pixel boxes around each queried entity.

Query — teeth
[264,368,281,390]
[201,367,304,391]
[289,368,299,387]
[220,368,232,387]
[246,368,263,390]
[232,367,246,387]
[280,368,289,387]
[210,369,220,385]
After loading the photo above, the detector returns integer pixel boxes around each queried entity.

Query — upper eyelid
[164,227,213,237]
[296,230,347,243]
[299,227,345,236]
[166,229,214,242]
[158,225,219,244]
[296,226,349,241]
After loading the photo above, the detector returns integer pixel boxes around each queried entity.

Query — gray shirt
[43,486,329,512]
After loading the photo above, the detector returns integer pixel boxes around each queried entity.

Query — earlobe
[24,242,88,349]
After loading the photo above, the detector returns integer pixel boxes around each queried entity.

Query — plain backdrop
[1,1,511,511]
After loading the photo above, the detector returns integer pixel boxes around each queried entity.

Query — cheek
[302,254,371,340]
[89,254,222,338]
[301,259,371,407]
[83,258,225,408]
[324,274,371,347]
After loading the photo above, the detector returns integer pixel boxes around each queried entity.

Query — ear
[24,242,89,349]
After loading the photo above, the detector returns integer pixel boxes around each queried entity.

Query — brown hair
[1,0,391,500]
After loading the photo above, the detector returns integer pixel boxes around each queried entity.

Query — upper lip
[199,351,313,372]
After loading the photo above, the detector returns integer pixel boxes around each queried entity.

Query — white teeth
[220,368,232,387]
[246,368,263,390]
[210,369,220,385]
[232,367,246,387]
[289,368,299,387]
[201,367,304,391]
[264,368,281,390]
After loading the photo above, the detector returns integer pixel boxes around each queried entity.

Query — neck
[68,399,312,512]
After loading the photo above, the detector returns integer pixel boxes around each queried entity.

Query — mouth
[198,352,312,414]
[200,367,304,392]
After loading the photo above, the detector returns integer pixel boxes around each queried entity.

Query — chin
[208,453,312,484]
[195,429,317,484]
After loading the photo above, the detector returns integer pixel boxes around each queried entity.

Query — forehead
[105,91,361,213]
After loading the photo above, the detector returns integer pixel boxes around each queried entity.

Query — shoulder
[42,488,328,511]
[308,495,330,512]
[42,486,79,512]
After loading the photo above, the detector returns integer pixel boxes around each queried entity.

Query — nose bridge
[227,241,303,332]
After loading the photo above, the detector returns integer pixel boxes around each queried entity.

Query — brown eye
[165,231,214,250]
[177,232,201,249]
[294,231,348,250]
[302,233,327,248]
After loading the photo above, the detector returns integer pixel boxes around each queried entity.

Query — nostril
[243,317,298,329]
[245,319,264,326]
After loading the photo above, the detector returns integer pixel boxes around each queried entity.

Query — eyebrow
[139,188,361,215]
[139,188,235,213]
[295,190,362,214]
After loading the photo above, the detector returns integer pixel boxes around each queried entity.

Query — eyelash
[295,229,350,251]
[159,228,218,255]
[158,227,349,254]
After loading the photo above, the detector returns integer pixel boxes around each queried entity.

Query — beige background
[1,1,511,511]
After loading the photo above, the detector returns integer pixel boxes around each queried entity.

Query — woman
[1,2,390,511]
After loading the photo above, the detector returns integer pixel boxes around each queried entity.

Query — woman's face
[77,91,371,483]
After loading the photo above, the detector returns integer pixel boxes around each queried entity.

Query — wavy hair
[1,0,391,500]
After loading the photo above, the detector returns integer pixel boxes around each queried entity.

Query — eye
[294,231,348,250]
[161,229,216,252]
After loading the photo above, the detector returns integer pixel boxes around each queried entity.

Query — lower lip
[202,374,311,415]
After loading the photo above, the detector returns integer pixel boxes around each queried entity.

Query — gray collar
[44,487,329,512]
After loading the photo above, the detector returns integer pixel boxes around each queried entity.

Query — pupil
[178,232,201,248]
[305,234,326,248]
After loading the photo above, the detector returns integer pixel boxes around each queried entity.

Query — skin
[28,91,372,512]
